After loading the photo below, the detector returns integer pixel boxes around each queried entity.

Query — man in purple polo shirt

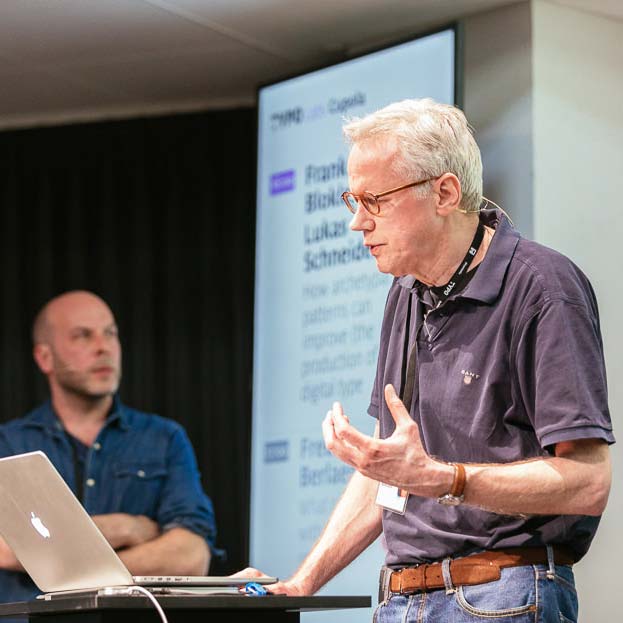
[241,99,613,622]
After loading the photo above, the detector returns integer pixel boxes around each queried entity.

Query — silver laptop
[0,451,275,595]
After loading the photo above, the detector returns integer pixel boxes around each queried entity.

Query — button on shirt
[0,396,219,605]
[369,209,615,566]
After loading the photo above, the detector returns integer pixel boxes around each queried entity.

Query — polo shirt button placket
[424,323,435,348]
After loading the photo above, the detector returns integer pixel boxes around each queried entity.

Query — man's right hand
[0,535,23,572]
[230,567,308,596]
[92,513,160,550]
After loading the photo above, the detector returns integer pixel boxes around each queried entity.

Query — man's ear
[33,343,53,375]
[434,173,462,216]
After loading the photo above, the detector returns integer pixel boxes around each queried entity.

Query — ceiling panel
[0,0,220,65]
[66,43,297,103]
[155,0,511,57]
[0,0,620,129]
[0,69,130,117]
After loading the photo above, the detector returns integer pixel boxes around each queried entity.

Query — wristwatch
[437,463,466,506]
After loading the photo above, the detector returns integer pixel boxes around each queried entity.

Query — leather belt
[388,546,575,594]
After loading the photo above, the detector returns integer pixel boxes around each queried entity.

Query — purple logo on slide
[270,170,296,195]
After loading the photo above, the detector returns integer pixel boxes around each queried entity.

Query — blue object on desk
[244,582,268,596]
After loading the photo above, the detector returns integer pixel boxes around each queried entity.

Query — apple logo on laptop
[30,512,51,539]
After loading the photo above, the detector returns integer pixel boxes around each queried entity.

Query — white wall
[463,1,620,618]
[464,1,534,237]
[533,2,623,620]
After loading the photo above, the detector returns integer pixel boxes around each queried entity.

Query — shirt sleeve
[156,424,223,557]
[367,375,381,420]
[0,427,16,458]
[515,297,615,449]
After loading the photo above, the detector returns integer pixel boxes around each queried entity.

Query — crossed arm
[94,515,210,575]
[0,514,210,575]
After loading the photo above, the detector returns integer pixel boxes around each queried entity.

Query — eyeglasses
[341,177,437,215]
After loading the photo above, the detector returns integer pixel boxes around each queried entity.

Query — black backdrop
[0,108,257,573]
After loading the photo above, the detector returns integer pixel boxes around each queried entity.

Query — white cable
[481,196,515,226]
[127,586,168,623]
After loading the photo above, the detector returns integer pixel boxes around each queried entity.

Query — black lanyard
[401,223,485,412]
[430,223,484,304]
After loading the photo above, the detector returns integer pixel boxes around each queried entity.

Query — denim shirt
[0,396,219,605]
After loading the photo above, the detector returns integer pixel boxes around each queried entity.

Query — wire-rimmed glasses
[341,177,437,215]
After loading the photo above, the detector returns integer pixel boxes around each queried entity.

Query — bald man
[0,291,218,606]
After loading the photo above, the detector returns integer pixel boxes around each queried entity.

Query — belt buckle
[378,567,392,603]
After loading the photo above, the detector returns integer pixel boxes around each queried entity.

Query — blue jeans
[374,564,578,623]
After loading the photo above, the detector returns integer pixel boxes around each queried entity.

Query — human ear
[33,343,53,375]
[434,173,462,216]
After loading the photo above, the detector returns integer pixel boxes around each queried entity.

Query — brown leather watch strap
[450,463,466,497]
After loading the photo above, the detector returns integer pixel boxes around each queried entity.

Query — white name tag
[375,482,408,514]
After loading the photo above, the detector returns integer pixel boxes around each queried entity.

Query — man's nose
[93,333,110,353]
[349,204,374,232]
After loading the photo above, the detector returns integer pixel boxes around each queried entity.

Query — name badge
[375,482,408,514]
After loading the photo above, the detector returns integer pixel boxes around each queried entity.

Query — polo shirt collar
[460,208,520,304]
[397,208,520,305]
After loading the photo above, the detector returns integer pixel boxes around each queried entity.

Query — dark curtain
[0,108,257,573]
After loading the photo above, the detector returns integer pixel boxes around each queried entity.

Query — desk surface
[0,594,371,617]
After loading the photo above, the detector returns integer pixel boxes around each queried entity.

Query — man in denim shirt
[0,291,218,606]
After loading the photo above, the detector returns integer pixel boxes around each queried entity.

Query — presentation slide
[251,28,455,621]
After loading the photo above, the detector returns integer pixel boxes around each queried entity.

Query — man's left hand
[322,384,453,498]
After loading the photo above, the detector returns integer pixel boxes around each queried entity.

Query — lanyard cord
[430,222,485,304]
[401,223,485,412]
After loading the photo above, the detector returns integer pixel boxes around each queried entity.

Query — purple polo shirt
[368,209,614,565]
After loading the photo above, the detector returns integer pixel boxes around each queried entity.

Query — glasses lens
[342,192,360,214]
[362,192,379,215]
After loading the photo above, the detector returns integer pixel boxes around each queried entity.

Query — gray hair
[343,98,483,213]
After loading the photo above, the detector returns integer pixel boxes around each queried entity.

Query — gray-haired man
[240,99,613,623]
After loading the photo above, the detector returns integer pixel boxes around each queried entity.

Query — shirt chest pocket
[112,462,168,518]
